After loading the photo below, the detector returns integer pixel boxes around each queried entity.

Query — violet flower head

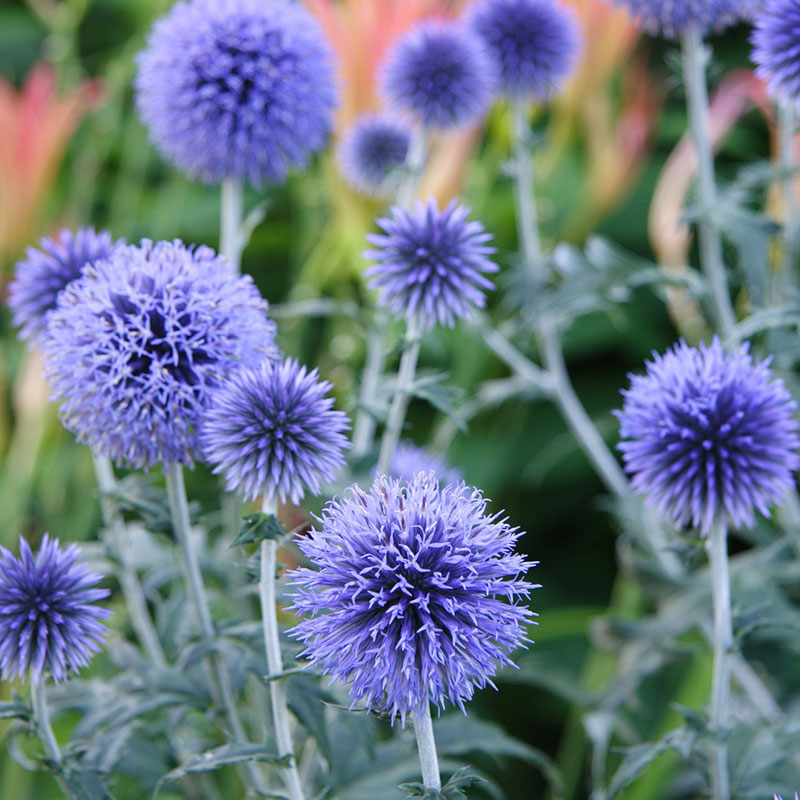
[380,20,495,130]
[135,0,336,187]
[364,198,498,329]
[609,0,759,38]
[43,239,277,469]
[617,338,800,534]
[290,473,536,723]
[9,227,122,344]
[0,535,110,683]
[339,113,411,198]
[388,441,463,486]
[468,0,582,99]
[751,0,800,105]
[202,357,350,504]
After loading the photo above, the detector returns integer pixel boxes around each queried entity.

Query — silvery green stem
[706,517,732,800]
[413,704,441,791]
[508,99,629,500]
[779,100,798,288]
[93,454,166,668]
[220,177,244,271]
[32,679,74,799]
[377,317,422,475]
[259,493,305,800]
[397,127,427,211]
[681,26,736,337]
[165,463,268,795]
[351,312,388,460]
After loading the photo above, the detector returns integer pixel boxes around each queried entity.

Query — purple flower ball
[388,441,463,486]
[43,239,277,469]
[289,473,536,723]
[202,357,350,504]
[364,198,498,329]
[751,0,800,105]
[610,0,760,38]
[380,20,495,130]
[338,113,411,198]
[617,338,800,534]
[135,0,337,186]
[468,0,582,99]
[8,227,122,344]
[0,535,110,683]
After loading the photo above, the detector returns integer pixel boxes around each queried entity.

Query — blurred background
[0,0,778,797]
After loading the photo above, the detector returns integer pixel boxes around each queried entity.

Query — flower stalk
[220,177,244,272]
[779,100,797,290]
[413,703,442,792]
[259,493,305,800]
[32,679,74,799]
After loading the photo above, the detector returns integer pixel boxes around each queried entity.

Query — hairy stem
[413,704,442,791]
[779,100,798,291]
[260,494,305,800]
[220,177,244,271]
[32,679,73,799]
[377,317,421,475]
[93,454,166,667]
[681,26,736,336]
[706,517,732,800]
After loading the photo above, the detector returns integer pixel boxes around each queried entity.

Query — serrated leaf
[162,743,289,781]
[61,766,114,800]
[442,767,486,799]
[398,781,443,799]
[232,512,287,546]
[0,701,30,721]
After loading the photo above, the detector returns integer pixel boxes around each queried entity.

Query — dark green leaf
[232,512,287,546]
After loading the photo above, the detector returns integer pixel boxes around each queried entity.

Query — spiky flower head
[388,441,463,486]
[43,239,277,469]
[380,20,495,130]
[290,473,536,723]
[339,113,411,198]
[202,357,350,503]
[9,227,122,344]
[0,535,110,683]
[468,0,581,99]
[617,338,800,534]
[751,0,800,105]
[364,198,498,329]
[610,0,759,38]
[135,0,336,187]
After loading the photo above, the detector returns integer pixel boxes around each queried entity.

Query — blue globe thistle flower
[751,0,800,105]
[202,357,350,503]
[364,198,498,329]
[0,535,110,683]
[8,227,122,344]
[617,338,800,534]
[468,0,581,99]
[135,0,337,187]
[380,20,495,130]
[338,113,411,198]
[43,239,277,469]
[610,0,759,38]
[289,473,536,723]
[388,441,463,486]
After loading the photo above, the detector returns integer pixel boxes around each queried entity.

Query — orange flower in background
[0,65,100,270]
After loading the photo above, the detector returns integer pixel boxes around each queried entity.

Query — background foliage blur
[0,0,782,798]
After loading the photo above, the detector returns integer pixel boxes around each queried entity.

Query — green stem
[220,177,244,271]
[413,704,442,791]
[31,679,74,799]
[779,100,797,291]
[351,312,388,460]
[259,494,305,800]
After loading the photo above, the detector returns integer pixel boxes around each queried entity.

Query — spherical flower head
[610,0,760,38]
[134,0,337,187]
[338,113,411,198]
[0,535,110,683]
[388,441,463,486]
[468,0,581,99]
[751,0,800,105]
[364,198,498,329]
[202,357,350,504]
[289,473,536,723]
[9,227,122,344]
[380,20,495,130]
[43,239,278,469]
[617,338,800,534]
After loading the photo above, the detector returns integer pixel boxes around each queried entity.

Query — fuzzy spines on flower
[617,338,800,534]
[380,20,496,130]
[751,0,800,105]
[289,473,537,723]
[468,0,582,99]
[43,239,278,469]
[364,198,498,329]
[0,535,110,683]
[610,0,760,38]
[202,357,350,504]
[9,227,122,344]
[134,0,337,186]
